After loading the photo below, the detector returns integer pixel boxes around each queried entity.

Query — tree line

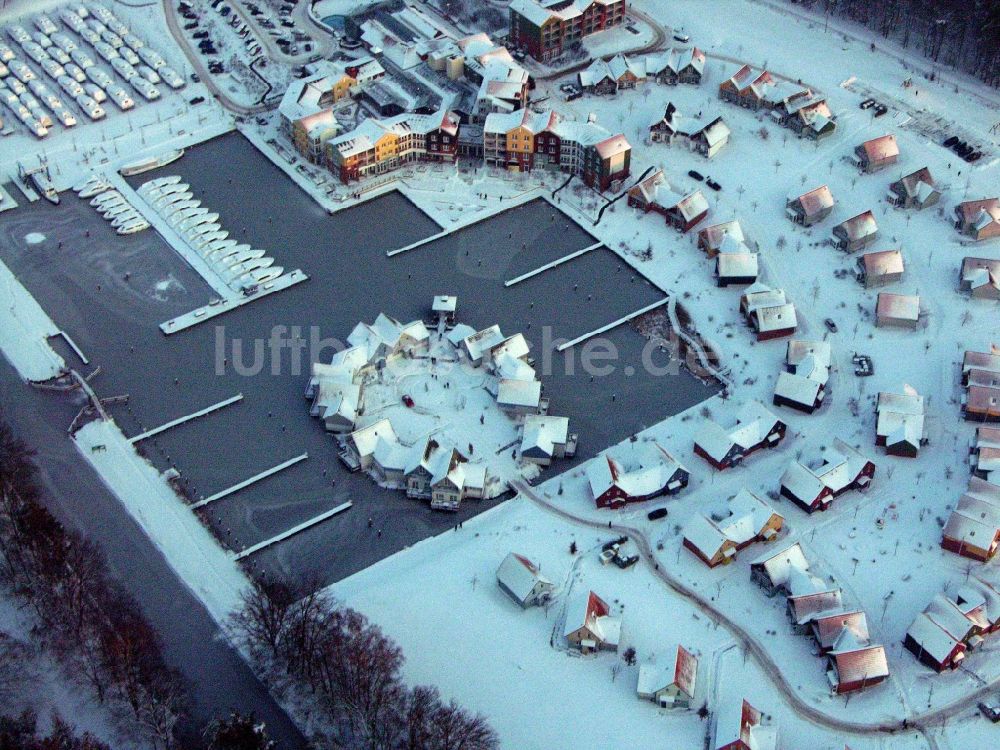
[231,580,499,750]
[797,0,1000,87]
[0,420,184,748]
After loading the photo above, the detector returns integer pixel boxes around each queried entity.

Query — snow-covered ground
[0,0,998,747]
[0,592,143,748]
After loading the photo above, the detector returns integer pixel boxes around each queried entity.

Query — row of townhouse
[326,109,461,183]
[627,169,709,232]
[577,49,707,93]
[718,64,836,140]
[649,103,731,159]
[483,108,632,190]
[278,57,386,162]
[585,438,689,509]
[682,488,784,568]
[904,581,1000,672]
[508,0,625,62]
[751,542,889,694]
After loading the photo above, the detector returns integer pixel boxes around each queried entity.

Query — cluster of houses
[305,300,575,510]
[627,169,709,232]
[585,438,689,509]
[718,64,836,141]
[874,385,927,458]
[483,108,632,191]
[682,488,784,568]
[694,400,787,471]
[578,49,706,93]
[740,283,799,342]
[508,0,625,62]
[779,439,876,513]
[773,340,830,414]
[751,542,889,694]
[904,578,1000,672]
[277,20,640,191]
[960,346,1000,423]
[649,103,731,159]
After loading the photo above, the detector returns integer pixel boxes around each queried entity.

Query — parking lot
[0,132,716,589]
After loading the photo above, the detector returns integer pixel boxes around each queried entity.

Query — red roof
[673,645,698,697]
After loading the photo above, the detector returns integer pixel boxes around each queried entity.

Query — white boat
[249,266,283,283]
[147,183,190,201]
[152,190,192,208]
[102,203,132,219]
[204,240,239,259]
[73,174,99,192]
[120,148,183,177]
[210,242,250,262]
[139,174,181,192]
[217,248,265,267]
[195,222,222,234]
[168,205,203,224]
[163,199,199,216]
[117,219,149,235]
[91,190,122,207]
[178,211,218,232]
[111,211,141,228]
[227,257,274,281]
[79,181,110,198]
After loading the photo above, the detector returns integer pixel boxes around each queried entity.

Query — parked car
[942,135,958,148]
[673,33,690,42]
[647,507,668,521]
[860,98,876,110]
[979,699,1000,723]
[824,318,838,333]
[706,178,722,191]
[687,169,704,181]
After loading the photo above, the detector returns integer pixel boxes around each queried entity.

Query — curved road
[513,479,997,741]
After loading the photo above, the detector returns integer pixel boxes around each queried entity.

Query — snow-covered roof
[594,133,632,160]
[812,610,869,650]
[498,379,542,409]
[741,283,787,313]
[835,210,879,242]
[463,325,506,361]
[683,514,731,561]
[496,552,552,603]
[751,541,809,590]
[586,441,686,499]
[712,699,776,750]
[774,371,820,407]
[349,418,397,458]
[790,185,835,217]
[862,249,904,279]
[698,219,745,251]
[907,612,964,663]
[752,303,797,334]
[786,339,832,372]
[716,252,759,279]
[564,590,619,645]
[432,294,457,313]
[718,489,780,546]
[483,108,559,137]
[521,415,569,457]
[876,292,920,323]
[700,117,731,148]
[893,166,935,198]
[828,644,889,686]
[858,134,899,163]
[695,401,783,460]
